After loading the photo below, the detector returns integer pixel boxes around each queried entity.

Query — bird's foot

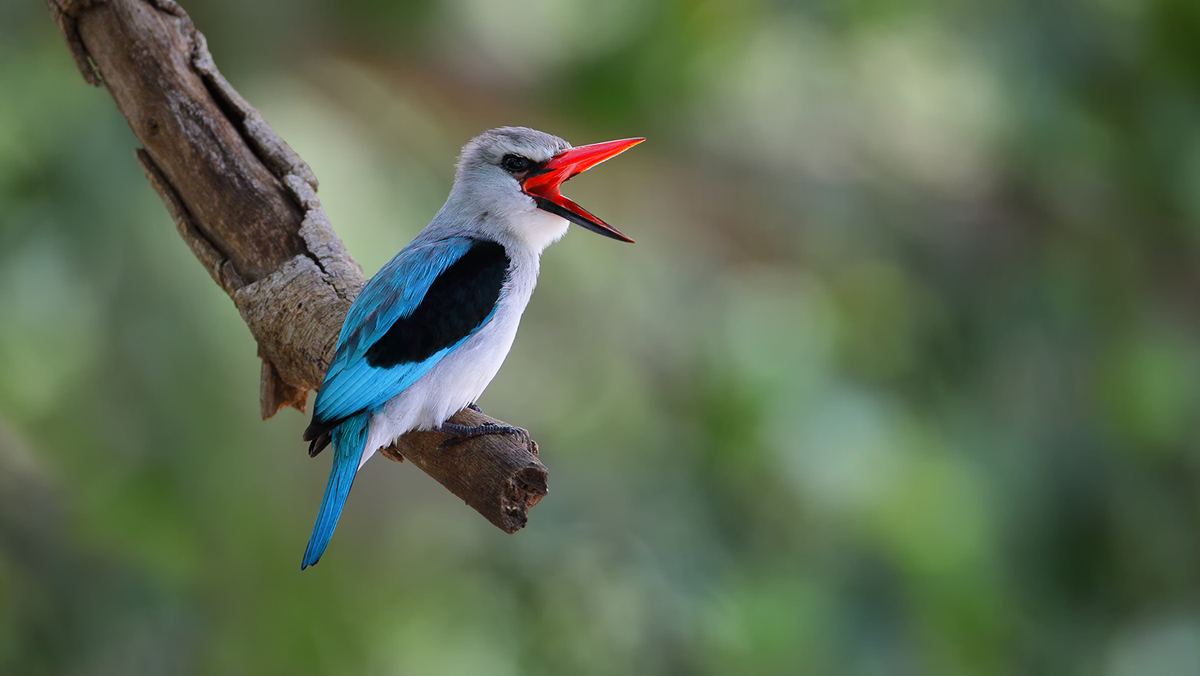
[438,421,529,449]
[465,402,483,413]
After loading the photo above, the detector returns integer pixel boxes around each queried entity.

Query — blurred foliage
[3,0,1200,673]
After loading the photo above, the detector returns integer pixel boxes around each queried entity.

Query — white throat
[511,208,570,253]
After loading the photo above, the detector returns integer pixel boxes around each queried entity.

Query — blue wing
[301,236,510,567]
[308,236,507,432]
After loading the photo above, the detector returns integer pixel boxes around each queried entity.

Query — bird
[299,127,643,569]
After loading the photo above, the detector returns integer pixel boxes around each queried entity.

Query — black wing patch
[303,240,510,454]
[364,239,510,369]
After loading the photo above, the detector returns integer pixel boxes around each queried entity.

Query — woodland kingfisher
[300,127,642,568]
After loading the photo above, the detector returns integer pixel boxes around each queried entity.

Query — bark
[46,0,548,534]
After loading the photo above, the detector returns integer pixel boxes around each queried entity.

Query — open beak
[521,137,644,243]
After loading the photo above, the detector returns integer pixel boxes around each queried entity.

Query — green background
[3,0,1200,673]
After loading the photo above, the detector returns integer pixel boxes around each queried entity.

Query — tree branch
[46,0,548,534]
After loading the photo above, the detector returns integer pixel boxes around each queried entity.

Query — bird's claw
[438,421,530,449]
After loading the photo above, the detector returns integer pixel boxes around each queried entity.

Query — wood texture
[46,0,548,533]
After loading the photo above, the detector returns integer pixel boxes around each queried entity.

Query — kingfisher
[300,127,643,568]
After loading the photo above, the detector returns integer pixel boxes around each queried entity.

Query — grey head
[432,127,573,251]
[432,126,641,250]
[456,127,572,180]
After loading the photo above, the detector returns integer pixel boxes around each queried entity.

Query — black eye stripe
[500,154,535,173]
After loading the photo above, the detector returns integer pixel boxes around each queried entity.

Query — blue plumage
[301,236,505,568]
[298,127,641,570]
[302,412,370,569]
[312,237,481,425]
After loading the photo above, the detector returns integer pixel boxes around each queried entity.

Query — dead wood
[46,0,548,533]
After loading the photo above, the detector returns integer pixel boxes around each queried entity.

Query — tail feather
[308,431,332,457]
[302,412,371,570]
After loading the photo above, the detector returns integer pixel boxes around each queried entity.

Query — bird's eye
[501,154,533,173]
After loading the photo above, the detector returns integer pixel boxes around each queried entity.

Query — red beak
[521,137,644,243]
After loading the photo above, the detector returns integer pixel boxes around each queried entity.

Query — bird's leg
[438,421,529,449]
[466,402,483,413]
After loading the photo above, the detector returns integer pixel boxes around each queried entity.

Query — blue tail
[302,413,370,569]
